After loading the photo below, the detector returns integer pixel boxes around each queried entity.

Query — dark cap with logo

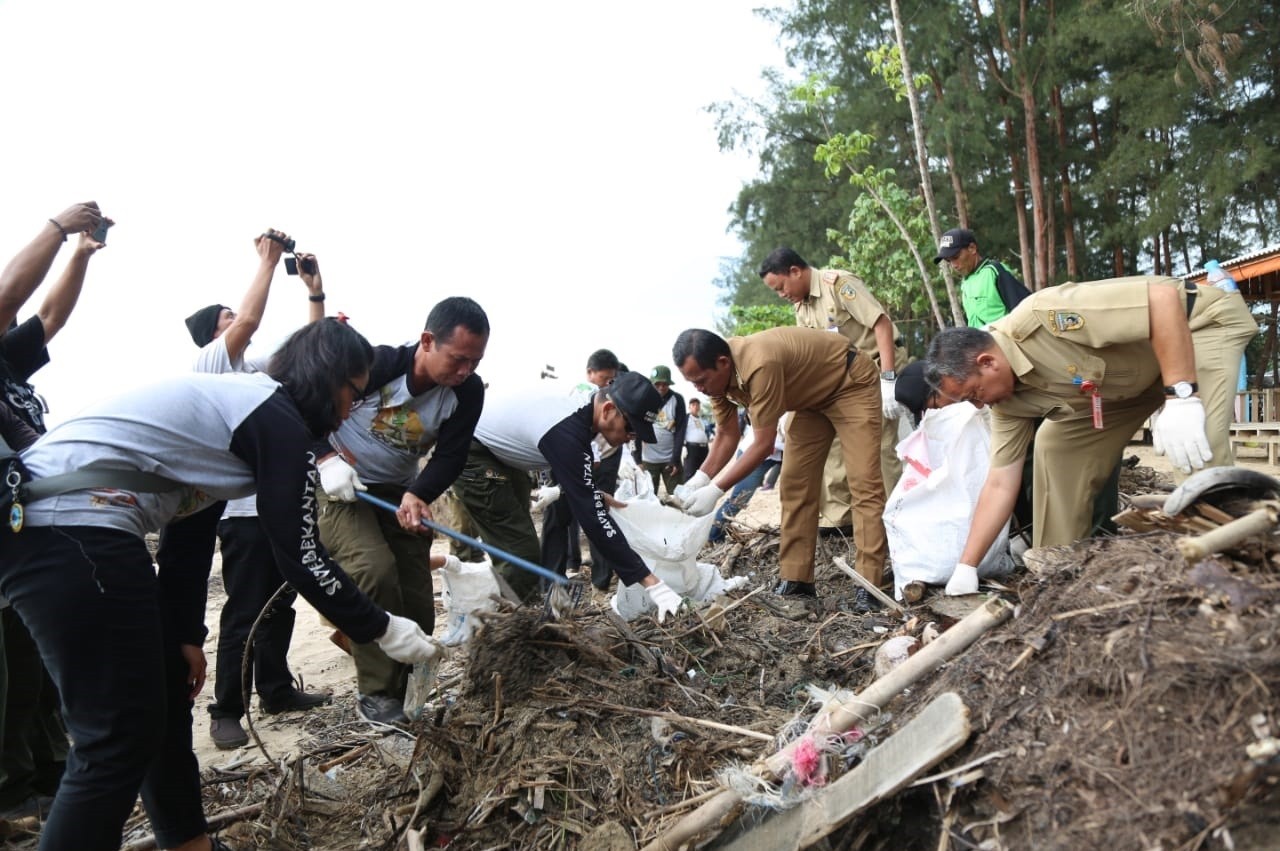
[607,371,662,443]
[933,228,976,264]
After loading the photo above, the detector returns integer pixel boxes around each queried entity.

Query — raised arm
[219,230,288,362]
[37,229,106,343]
[0,202,102,332]
[296,252,326,323]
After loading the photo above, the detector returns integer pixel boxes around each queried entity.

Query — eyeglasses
[345,379,367,410]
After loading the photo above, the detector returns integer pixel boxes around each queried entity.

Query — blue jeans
[708,457,781,543]
[0,526,206,850]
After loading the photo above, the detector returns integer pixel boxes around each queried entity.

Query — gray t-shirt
[329,373,461,487]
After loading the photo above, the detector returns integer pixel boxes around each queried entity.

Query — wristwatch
[1163,381,1197,399]
[880,370,896,381]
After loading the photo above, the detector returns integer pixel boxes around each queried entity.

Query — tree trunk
[1003,108,1034,288]
[1005,0,1049,289]
[932,77,970,229]
[889,0,964,325]
[1052,85,1079,279]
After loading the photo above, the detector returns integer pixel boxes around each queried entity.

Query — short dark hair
[586,348,620,372]
[924,327,995,386]
[673,329,730,370]
[425,297,490,345]
[266,318,374,438]
[758,247,810,278]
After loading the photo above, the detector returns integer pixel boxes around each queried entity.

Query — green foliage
[720,303,796,337]
[712,0,1280,317]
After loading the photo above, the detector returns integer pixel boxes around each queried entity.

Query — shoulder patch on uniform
[821,270,840,285]
[838,282,857,301]
[1047,310,1085,332]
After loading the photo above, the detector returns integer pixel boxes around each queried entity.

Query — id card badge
[1080,380,1103,429]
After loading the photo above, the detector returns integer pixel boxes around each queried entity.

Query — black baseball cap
[933,228,976,263]
[606,372,661,443]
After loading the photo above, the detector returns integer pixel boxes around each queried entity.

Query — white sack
[884,403,1014,600]
[439,558,502,645]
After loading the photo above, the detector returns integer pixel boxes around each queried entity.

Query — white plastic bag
[884,404,1014,600]
[607,495,745,619]
[613,452,654,502]
[439,557,502,645]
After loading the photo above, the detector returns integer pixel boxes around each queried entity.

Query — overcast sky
[0,0,783,426]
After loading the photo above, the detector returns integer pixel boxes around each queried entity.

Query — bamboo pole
[638,597,1014,851]
[1177,505,1278,562]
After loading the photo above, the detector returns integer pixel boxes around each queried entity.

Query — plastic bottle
[1204,259,1239,293]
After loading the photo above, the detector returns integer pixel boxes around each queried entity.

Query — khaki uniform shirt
[709,327,855,435]
[793,268,900,357]
[986,275,1215,467]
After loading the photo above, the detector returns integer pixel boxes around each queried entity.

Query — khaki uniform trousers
[818,346,909,525]
[318,481,435,699]
[1033,287,1256,545]
[779,352,887,585]
[1187,288,1257,474]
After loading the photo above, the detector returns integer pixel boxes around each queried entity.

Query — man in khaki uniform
[671,327,887,609]
[760,248,908,516]
[926,276,1256,595]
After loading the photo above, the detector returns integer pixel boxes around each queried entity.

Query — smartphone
[91,220,113,244]
[285,256,316,276]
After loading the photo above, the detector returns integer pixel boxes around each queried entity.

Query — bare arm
[297,253,325,323]
[220,232,287,362]
[0,203,102,332]
[872,314,897,372]
[711,425,776,492]
[1148,283,1197,388]
[37,232,104,343]
[958,459,1025,565]
[699,411,741,480]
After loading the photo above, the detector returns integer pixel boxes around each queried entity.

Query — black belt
[1184,279,1198,319]
[846,350,857,369]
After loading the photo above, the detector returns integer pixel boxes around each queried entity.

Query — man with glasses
[449,371,681,620]
[316,296,489,724]
[925,275,1256,595]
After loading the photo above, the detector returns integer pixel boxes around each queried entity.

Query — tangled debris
[8,465,1279,850]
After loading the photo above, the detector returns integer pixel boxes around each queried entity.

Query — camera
[284,256,317,276]
[264,232,296,252]
[92,219,113,244]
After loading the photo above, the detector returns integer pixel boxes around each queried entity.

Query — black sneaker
[356,693,408,724]
[774,580,817,598]
[261,688,332,715]
[209,717,249,750]
[853,587,881,614]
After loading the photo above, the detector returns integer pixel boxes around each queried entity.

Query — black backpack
[980,259,1032,312]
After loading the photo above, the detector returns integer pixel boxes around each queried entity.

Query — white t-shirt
[474,385,593,471]
[193,336,268,519]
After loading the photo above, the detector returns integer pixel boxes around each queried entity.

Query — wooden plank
[831,557,905,614]
[713,692,970,851]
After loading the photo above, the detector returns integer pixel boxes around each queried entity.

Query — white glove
[645,579,683,623]
[945,563,979,596]
[684,470,711,491]
[531,485,561,511]
[880,379,905,420]
[375,614,440,664]
[679,483,724,517]
[319,454,367,502]
[1150,397,1212,474]
[439,554,462,574]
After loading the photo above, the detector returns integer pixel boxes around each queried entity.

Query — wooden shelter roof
[1182,245,1280,304]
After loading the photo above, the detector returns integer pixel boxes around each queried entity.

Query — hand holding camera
[257,229,292,266]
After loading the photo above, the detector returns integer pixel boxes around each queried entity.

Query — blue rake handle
[354,491,567,586]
